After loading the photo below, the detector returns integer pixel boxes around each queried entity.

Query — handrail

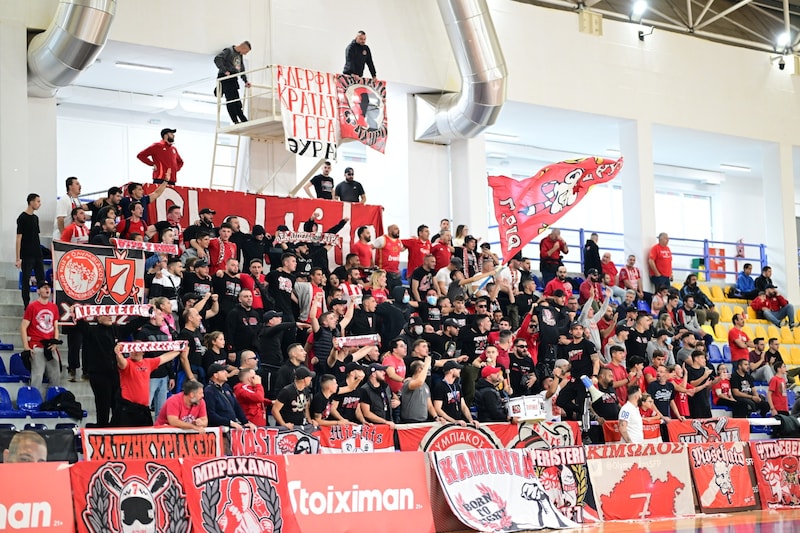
[214,65,279,130]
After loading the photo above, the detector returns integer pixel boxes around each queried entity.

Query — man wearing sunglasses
[334,167,366,203]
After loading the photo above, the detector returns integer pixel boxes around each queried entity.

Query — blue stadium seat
[0,358,21,383]
[531,274,543,291]
[0,423,18,431]
[17,259,52,292]
[9,353,30,380]
[788,389,796,408]
[24,423,49,431]
[722,345,732,364]
[708,344,723,364]
[45,386,68,402]
[55,422,78,430]
[16,386,59,418]
[0,387,25,419]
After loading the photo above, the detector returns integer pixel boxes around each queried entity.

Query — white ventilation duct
[415,0,507,144]
[27,0,116,98]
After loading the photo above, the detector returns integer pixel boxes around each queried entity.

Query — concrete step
[0,304,23,317]
[0,316,21,332]
[0,288,23,305]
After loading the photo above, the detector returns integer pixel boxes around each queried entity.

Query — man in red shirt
[768,362,789,415]
[543,265,573,297]
[137,128,184,184]
[648,232,672,288]
[351,226,374,268]
[59,206,89,244]
[539,228,568,286]
[208,223,237,275]
[728,313,754,362]
[116,200,148,240]
[234,368,268,426]
[750,286,797,329]
[578,268,603,305]
[155,379,208,431]
[372,224,405,292]
[431,229,455,271]
[618,254,646,300]
[20,282,61,394]
[114,337,187,427]
[402,224,432,275]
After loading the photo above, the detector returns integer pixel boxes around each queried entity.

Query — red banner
[750,439,800,509]
[528,446,599,524]
[144,184,383,267]
[81,427,222,461]
[317,424,395,453]
[488,157,623,261]
[687,442,759,513]
[337,74,388,153]
[183,456,301,533]
[230,427,321,455]
[285,452,433,533]
[585,443,694,521]
[395,421,580,452]
[70,459,189,533]
[666,417,750,443]
[0,462,74,532]
[601,420,663,443]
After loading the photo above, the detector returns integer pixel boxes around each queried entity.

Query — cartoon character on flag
[489,157,623,262]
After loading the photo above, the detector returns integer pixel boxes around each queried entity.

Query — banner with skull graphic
[750,439,800,509]
[687,442,759,513]
[71,460,190,533]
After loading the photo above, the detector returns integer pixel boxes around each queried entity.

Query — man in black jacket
[204,364,257,429]
[474,366,516,423]
[226,290,261,354]
[213,41,251,123]
[343,31,377,78]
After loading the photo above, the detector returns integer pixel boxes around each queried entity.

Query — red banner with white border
[585,443,694,521]
[688,442,759,512]
[0,462,74,532]
[666,417,750,443]
[395,421,580,452]
[81,427,222,461]
[70,459,189,533]
[528,446,599,524]
[317,424,395,453]
[749,439,800,509]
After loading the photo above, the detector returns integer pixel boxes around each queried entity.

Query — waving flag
[489,157,623,262]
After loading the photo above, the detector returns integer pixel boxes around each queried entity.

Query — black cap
[480,242,491,249]
[252,225,265,236]
[615,324,630,334]
[295,366,315,379]
[450,256,463,268]
[166,255,181,265]
[263,310,284,321]
[510,251,524,262]
[194,259,209,268]
[443,318,460,328]
[587,268,599,276]
[570,321,584,329]
[409,315,422,326]
[551,289,566,298]
[160,128,177,138]
[345,362,363,374]
[344,166,354,174]
[38,281,52,290]
[181,292,201,303]
[656,329,672,337]
[330,298,347,306]
[367,363,388,375]
[464,235,477,243]
[208,363,227,375]
[442,360,463,372]
[199,208,216,215]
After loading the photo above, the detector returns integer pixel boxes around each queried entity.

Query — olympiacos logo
[56,249,104,301]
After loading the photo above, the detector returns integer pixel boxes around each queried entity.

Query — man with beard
[137,127,183,184]
[182,258,214,298]
[240,225,269,267]
[625,312,653,361]
[212,258,242,331]
[341,266,365,304]
[402,224,433,276]
[589,367,620,432]
[432,361,479,426]
[556,322,600,422]
[155,380,208,431]
[359,363,398,427]
[410,254,439,302]
[647,364,682,420]
[373,224,405,292]
[474,366,516,423]
[351,225,374,268]
[348,293,379,335]
[239,259,268,311]
[686,350,718,419]
[457,313,491,405]
[268,252,299,347]
[332,253,361,285]
[543,265,573,298]
[509,337,537,397]
[534,290,571,378]
[331,363,367,423]
[454,235,479,277]
[304,160,335,199]
[90,216,118,246]
[183,207,218,255]
[205,364,257,430]
[226,289,262,354]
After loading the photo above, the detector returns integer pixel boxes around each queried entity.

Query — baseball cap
[181,292,201,304]
[656,329,672,337]
[409,315,422,326]
[551,289,566,298]
[450,256,463,268]
[480,242,491,250]
[194,259,209,268]
[160,128,177,138]
[345,362,363,374]
[37,281,52,290]
[587,268,599,276]
[464,235,477,243]
[481,366,502,379]
[615,324,630,334]
[263,310,284,322]
[295,366,315,379]
[443,318,461,329]
[252,225,266,236]
[367,363,388,375]
[442,360,463,372]
[330,298,347,306]
[208,363,227,375]
[344,166,354,174]
[570,321,584,329]
[199,208,216,215]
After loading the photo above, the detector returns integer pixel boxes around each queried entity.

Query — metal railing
[214,65,279,130]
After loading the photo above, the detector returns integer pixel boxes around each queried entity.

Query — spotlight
[777,32,790,48]
[631,0,648,21]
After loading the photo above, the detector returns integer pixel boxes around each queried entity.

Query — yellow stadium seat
[767,325,780,340]
[714,323,728,342]
[733,305,744,316]
[779,326,793,345]
[779,345,790,361]
[710,285,725,302]
[747,307,758,321]
[719,306,733,323]
[791,347,800,366]
[794,328,800,345]
[698,284,712,299]
[742,325,755,339]
[754,326,767,340]
[701,324,715,338]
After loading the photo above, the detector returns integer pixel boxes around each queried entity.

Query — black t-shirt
[310,174,334,199]
[457,326,489,363]
[266,269,296,316]
[16,212,42,258]
[410,267,435,297]
[335,388,362,423]
[592,385,620,420]
[328,355,353,386]
[432,380,465,421]
[448,312,470,329]
[334,180,365,202]
[178,327,206,368]
[625,329,652,360]
[310,392,335,421]
[558,339,597,378]
[686,364,712,409]
[646,380,675,417]
[767,350,784,367]
[730,371,755,396]
[181,272,214,297]
[276,383,311,425]
[509,354,536,397]
[360,382,391,421]
[213,274,242,314]
[203,348,230,374]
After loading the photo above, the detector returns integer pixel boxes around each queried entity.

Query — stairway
[0,263,96,427]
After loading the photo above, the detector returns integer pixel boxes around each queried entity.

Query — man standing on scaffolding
[214,41,252,124]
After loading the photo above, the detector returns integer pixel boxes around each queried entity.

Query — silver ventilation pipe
[414,0,507,143]
[27,0,116,98]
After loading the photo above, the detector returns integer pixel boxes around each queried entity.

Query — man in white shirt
[54,177,95,239]
[435,256,463,295]
[618,385,643,444]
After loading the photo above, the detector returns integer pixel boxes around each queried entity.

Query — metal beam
[693,0,717,27]
[648,5,690,28]
[287,158,325,197]
[687,0,694,27]
[696,0,754,30]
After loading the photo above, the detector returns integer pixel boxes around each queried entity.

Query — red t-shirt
[712,379,730,405]
[728,327,750,362]
[671,377,691,417]
[543,278,573,297]
[350,241,373,268]
[382,354,406,394]
[155,393,207,425]
[239,273,266,310]
[207,238,237,275]
[539,236,566,260]
[431,242,452,271]
[117,217,147,240]
[607,362,629,405]
[60,223,89,244]
[401,238,432,275]
[375,236,403,274]
[119,357,162,406]
[371,287,389,304]
[618,266,641,289]
[23,300,59,349]
[769,376,788,412]
[601,261,618,284]
[648,244,672,277]
[643,365,658,384]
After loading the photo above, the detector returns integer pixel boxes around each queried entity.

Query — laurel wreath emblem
[201,478,223,533]
[163,482,190,533]
[84,477,110,533]
[256,475,283,533]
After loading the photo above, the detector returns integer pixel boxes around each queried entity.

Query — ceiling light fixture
[631,0,648,21]
[777,31,790,48]
[115,61,173,74]
[719,163,751,172]
[485,132,520,143]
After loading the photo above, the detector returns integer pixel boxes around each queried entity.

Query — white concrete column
[619,119,657,290]
[450,136,488,239]
[762,142,799,302]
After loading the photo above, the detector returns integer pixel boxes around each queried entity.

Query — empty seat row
[0,385,85,419]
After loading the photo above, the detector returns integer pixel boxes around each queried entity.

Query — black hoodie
[474,378,507,422]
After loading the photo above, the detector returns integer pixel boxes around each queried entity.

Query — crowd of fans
[13,170,800,444]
